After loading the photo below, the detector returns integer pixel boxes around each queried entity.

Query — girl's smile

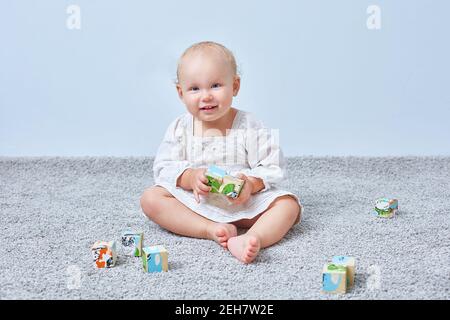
[200,105,218,112]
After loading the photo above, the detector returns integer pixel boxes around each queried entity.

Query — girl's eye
[212,83,221,88]
[189,86,199,92]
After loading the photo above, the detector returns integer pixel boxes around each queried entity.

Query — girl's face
[176,51,240,123]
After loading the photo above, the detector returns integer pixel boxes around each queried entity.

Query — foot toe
[247,246,258,254]
[243,255,253,264]
[249,236,259,246]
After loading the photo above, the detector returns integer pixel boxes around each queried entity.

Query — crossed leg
[141,187,301,263]
[140,186,237,249]
[228,195,302,264]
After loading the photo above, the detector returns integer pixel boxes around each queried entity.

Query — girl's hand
[190,168,211,203]
[228,173,254,206]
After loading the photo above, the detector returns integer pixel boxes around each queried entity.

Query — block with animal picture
[91,240,117,268]
[121,230,143,257]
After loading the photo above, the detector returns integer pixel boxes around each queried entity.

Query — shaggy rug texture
[0,157,449,299]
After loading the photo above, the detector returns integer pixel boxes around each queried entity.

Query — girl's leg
[228,195,301,263]
[232,213,264,229]
[140,186,237,249]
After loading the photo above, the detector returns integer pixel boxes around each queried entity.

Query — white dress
[152,109,303,223]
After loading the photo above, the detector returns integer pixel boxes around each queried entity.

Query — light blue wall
[1,0,449,156]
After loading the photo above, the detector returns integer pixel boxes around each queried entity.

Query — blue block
[142,245,168,273]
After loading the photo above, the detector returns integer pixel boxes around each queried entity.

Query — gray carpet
[1,157,449,300]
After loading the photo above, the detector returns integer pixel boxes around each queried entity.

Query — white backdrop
[1,0,449,156]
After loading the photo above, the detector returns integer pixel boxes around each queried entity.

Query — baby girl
[140,41,303,263]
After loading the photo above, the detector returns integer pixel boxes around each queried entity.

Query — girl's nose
[201,91,213,101]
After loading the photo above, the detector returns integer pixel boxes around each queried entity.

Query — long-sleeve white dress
[152,109,303,223]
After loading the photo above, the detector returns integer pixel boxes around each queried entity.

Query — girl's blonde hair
[176,41,238,83]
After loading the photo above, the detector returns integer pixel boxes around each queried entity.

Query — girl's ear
[176,83,183,99]
[233,76,241,96]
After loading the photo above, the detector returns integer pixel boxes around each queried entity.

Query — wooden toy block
[121,230,143,257]
[332,256,356,288]
[91,241,117,268]
[142,245,168,273]
[373,198,398,218]
[322,263,347,294]
[205,165,245,199]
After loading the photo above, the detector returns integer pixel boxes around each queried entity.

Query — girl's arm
[176,168,194,190]
[153,117,192,188]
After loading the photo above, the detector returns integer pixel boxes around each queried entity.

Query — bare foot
[207,223,237,249]
[227,234,261,264]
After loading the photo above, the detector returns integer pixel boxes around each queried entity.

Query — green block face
[222,183,236,195]
[206,176,222,193]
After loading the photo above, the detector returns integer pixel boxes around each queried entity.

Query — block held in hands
[205,165,245,199]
